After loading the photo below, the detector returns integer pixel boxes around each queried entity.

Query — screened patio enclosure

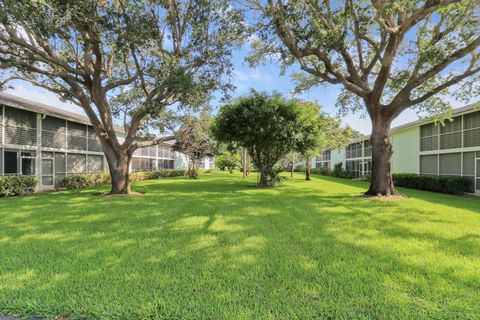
[0,93,181,190]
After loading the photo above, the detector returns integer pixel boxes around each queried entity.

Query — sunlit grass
[0,171,479,319]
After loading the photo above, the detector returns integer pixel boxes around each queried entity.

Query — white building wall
[330,147,346,170]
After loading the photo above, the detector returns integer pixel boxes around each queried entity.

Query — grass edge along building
[313,102,480,194]
[0,93,214,190]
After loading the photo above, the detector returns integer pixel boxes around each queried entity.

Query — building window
[363,159,372,176]
[420,154,438,175]
[87,155,104,173]
[21,151,36,176]
[364,141,372,157]
[87,126,103,152]
[4,107,37,146]
[42,152,54,186]
[67,122,87,151]
[67,153,86,174]
[54,152,66,188]
[463,111,480,148]
[438,153,461,175]
[42,116,67,149]
[346,142,362,159]
[420,123,439,151]
[439,117,462,150]
[4,150,18,175]
[346,160,361,178]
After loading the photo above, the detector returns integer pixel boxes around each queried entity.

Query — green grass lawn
[0,171,479,320]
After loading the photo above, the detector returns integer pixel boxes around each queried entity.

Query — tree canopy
[212,91,328,186]
[245,0,480,196]
[174,113,216,179]
[0,0,244,193]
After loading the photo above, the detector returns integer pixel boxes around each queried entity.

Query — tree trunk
[189,160,197,179]
[243,149,247,178]
[258,167,271,187]
[366,118,396,196]
[305,158,311,181]
[106,151,131,194]
[291,158,294,177]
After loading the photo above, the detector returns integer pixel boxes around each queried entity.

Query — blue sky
[4,43,467,135]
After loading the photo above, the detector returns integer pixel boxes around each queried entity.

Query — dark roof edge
[0,92,127,133]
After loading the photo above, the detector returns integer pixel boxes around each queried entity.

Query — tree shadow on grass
[0,174,479,319]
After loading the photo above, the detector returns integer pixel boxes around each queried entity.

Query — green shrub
[61,173,111,189]
[311,164,356,179]
[392,173,472,194]
[62,170,188,189]
[0,176,37,197]
[311,167,333,176]
[266,169,287,186]
[130,169,187,182]
[294,165,306,172]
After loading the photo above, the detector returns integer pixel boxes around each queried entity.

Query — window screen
[346,143,362,159]
[439,153,461,175]
[140,147,149,157]
[4,106,36,128]
[42,116,67,149]
[463,111,480,130]
[148,146,157,157]
[463,128,480,148]
[440,132,462,149]
[54,152,66,173]
[67,122,87,150]
[21,151,36,176]
[463,152,475,176]
[4,107,37,146]
[54,152,66,188]
[87,155,103,173]
[420,154,438,175]
[420,123,439,151]
[364,141,372,157]
[158,145,165,158]
[87,126,103,152]
[4,150,18,175]
[67,153,86,173]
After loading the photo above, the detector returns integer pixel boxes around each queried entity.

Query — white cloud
[233,69,274,93]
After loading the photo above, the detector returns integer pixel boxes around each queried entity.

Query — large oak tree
[0,0,243,194]
[245,0,480,196]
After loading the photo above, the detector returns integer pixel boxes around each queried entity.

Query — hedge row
[61,170,188,189]
[129,169,187,182]
[392,173,472,195]
[61,173,111,189]
[310,164,472,195]
[310,163,356,179]
[0,176,37,197]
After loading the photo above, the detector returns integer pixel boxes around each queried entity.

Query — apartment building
[0,93,211,190]
[313,103,480,194]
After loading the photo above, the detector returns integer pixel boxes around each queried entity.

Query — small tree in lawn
[212,91,317,187]
[246,0,480,196]
[283,151,301,177]
[0,0,244,194]
[294,102,356,181]
[174,114,216,179]
[215,146,250,176]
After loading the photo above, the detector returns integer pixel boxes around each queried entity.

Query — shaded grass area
[0,171,479,319]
